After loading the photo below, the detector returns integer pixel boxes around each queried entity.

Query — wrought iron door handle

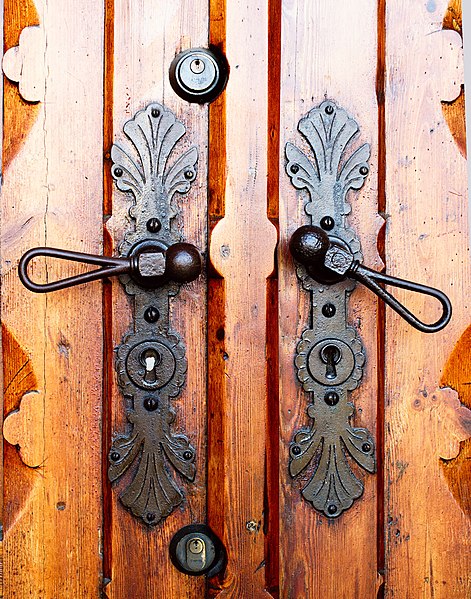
[19,242,202,293]
[289,225,451,333]
[16,102,205,526]
[285,100,454,518]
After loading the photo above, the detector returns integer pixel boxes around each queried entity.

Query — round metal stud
[146,218,161,233]
[110,451,120,462]
[362,443,372,453]
[324,391,339,406]
[320,216,335,231]
[143,396,159,412]
[322,303,336,318]
[144,306,160,323]
[183,451,193,460]
[291,445,302,456]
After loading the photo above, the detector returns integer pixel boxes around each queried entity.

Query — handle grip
[289,225,452,333]
[19,243,202,293]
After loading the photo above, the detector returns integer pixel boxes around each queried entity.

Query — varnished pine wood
[384,1,470,596]
[209,0,277,595]
[278,1,383,597]
[104,2,209,598]
[2,0,105,596]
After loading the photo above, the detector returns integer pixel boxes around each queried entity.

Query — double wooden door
[1,0,470,597]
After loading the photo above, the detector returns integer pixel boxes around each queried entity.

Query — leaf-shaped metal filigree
[286,100,375,518]
[108,103,198,525]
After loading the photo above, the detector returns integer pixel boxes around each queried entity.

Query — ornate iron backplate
[286,100,376,518]
[108,103,198,526]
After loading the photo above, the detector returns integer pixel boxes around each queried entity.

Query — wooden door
[1,0,470,597]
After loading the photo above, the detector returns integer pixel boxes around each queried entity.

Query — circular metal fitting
[169,48,228,103]
[169,524,226,576]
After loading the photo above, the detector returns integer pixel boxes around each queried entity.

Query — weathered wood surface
[104,1,209,598]
[2,0,104,596]
[384,0,471,596]
[208,0,277,595]
[278,1,383,597]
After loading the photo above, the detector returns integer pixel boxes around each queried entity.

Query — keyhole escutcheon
[140,348,162,384]
[320,344,342,380]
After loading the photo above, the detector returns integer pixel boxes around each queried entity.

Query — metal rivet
[146,218,161,233]
[183,451,193,460]
[322,303,336,318]
[144,306,160,323]
[292,445,302,456]
[290,164,300,174]
[362,443,372,453]
[327,504,338,515]
[360,166,369,175]
[320,216,335,231]
[114,168,123,177]
[325,105,334,115]
[110,451,120,462]
[151,108,160,118]
[184,170,194,180]
[143,397,158,412]
[146,513,156,522]
[324,391,339,406]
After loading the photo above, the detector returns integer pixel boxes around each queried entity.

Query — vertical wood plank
[208,0,277,595]
[278,1,382,597]
[2,0,104,596]
[384,1,471,596]
[105,2,209,598]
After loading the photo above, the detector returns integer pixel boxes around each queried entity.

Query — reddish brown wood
[2,0,105,595]
[277,1,383,597]
[384,1,470,596]
[104,2,209,598]
[208,0,277,595]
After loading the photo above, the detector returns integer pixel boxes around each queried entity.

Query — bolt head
[322,303,336,318]
[324,391,339,406]
[146,218,161,233]
[144,306,160,323]
[183,451,193,460]
[143,397,158,412]
[291,445,302,456]
[110,451,120,462]
[320,216,335,231]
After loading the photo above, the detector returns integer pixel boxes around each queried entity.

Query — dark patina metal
[18,102,202,526]
[286,101,374,518]
[286,100,452,518]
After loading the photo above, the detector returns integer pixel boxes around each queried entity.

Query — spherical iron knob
[165,243,202,283]
[289,225,330,268]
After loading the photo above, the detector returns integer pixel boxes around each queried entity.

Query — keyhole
[320,344,342,380]
[140,348,162,384]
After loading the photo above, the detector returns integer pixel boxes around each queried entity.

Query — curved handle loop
[352,264,452,334]
[289,225,452,334]
[18,247,130,293]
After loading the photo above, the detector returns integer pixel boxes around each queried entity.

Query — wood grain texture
[208,0,277,595]
[384,0,471,596]
[278,1,383,597]
[104,2,209,598]
[442,0,466,157]
[2,0,105,596]
[2,0,40,170]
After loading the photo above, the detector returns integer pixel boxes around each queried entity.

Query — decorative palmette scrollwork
[108,103,198,525]
[286,100,376,518]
